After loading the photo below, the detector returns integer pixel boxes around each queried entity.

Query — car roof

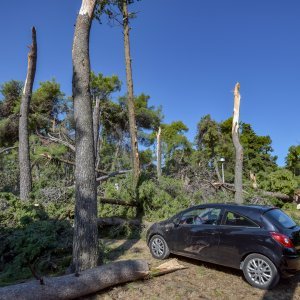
[185,203,274,216]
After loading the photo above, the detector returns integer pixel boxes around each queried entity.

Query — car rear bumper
[280,255,300,277]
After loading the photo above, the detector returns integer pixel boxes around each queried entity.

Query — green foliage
[139,177,192,220]
[240,123,277,174]
[258,169,298,195]
[90,72,121,100]
[100,175,137,218]
[196,114,222,159]
[285,144,300,176]
[0,147,19,193]
[0,194,72,286]
[0,80,23,146]
[30,80,65,132]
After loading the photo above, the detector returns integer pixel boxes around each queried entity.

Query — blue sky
[0,0,299,165]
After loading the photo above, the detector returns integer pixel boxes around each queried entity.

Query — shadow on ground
[262,273,300,300]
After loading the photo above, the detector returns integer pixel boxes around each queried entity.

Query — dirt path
[84,239,300,300]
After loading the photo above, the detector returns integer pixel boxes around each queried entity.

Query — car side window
[179,208,221,225]
[224,211,259,227]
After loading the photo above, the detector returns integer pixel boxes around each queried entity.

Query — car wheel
[242,253,280,290]
[149,234,170,259]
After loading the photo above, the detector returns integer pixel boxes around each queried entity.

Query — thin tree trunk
[232,83,243,204]
[19,27,37,201]
[156,126,162,178]
[93,96,101,155]
[121,0,140,192]
[72,0,98,272]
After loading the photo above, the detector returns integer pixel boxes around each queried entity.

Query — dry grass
[83,239,300,300]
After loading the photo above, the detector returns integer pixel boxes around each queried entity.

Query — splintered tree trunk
[156,126,162,178]
[93,96,101,156]
[19,27,37,201]
[72,0,98,272]
[0,259,186,300]
[122,0,140,192]
[232,83,243,204]
[0,260,149,300]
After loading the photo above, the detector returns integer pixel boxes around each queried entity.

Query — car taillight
[270,232,294,248]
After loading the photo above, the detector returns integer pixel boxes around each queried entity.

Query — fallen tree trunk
[208,180,296,202]
[97,217,141,227]
[260,190,294,202]
[99,198,138,207]
[0,260,148,300]
[0,259,186,300]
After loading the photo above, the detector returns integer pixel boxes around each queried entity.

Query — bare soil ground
[83,239,300,300]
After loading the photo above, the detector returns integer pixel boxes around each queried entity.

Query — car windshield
[265,209,297,229]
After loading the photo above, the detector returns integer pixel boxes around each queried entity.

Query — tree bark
[121,0,140,192]
[19,27,37,201]
[72,0,98,272]
[93,96,101,155]
[0,260,149,300]
[232,83,243,204]
[156,126,162,178]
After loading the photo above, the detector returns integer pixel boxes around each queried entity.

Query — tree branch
[96,170,130,181]
[0,146,18,155]
[99,198,138,207]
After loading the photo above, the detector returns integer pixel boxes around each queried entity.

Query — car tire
[149,234,170,260]
[242,253,280,290]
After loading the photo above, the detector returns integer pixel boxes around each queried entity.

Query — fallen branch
[0,146,18,155]
[205,180,297,202]
[99,198,138,207]
[97,217,141,227]
[39,153,108,175]
[47,133,75,152]
[96,170,130,181]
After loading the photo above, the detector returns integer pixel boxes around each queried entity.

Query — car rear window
[224,211,259,227]
[265,209,296,229]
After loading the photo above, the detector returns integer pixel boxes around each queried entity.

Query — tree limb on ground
[0,146,18,155]
[206,180,297,202]
[99,198,138,207]
[97,217,141,227]
[0,259,186,300]
[96,170,131,181]
[47,133,75,152]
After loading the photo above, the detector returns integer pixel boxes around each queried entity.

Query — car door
[216,210,262,269]
[172,207,222,263]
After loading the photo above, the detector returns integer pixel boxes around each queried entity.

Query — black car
[146,203,300,289]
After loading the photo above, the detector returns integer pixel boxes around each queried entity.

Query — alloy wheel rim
[247,258,272,285]
[151,237,165,257]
